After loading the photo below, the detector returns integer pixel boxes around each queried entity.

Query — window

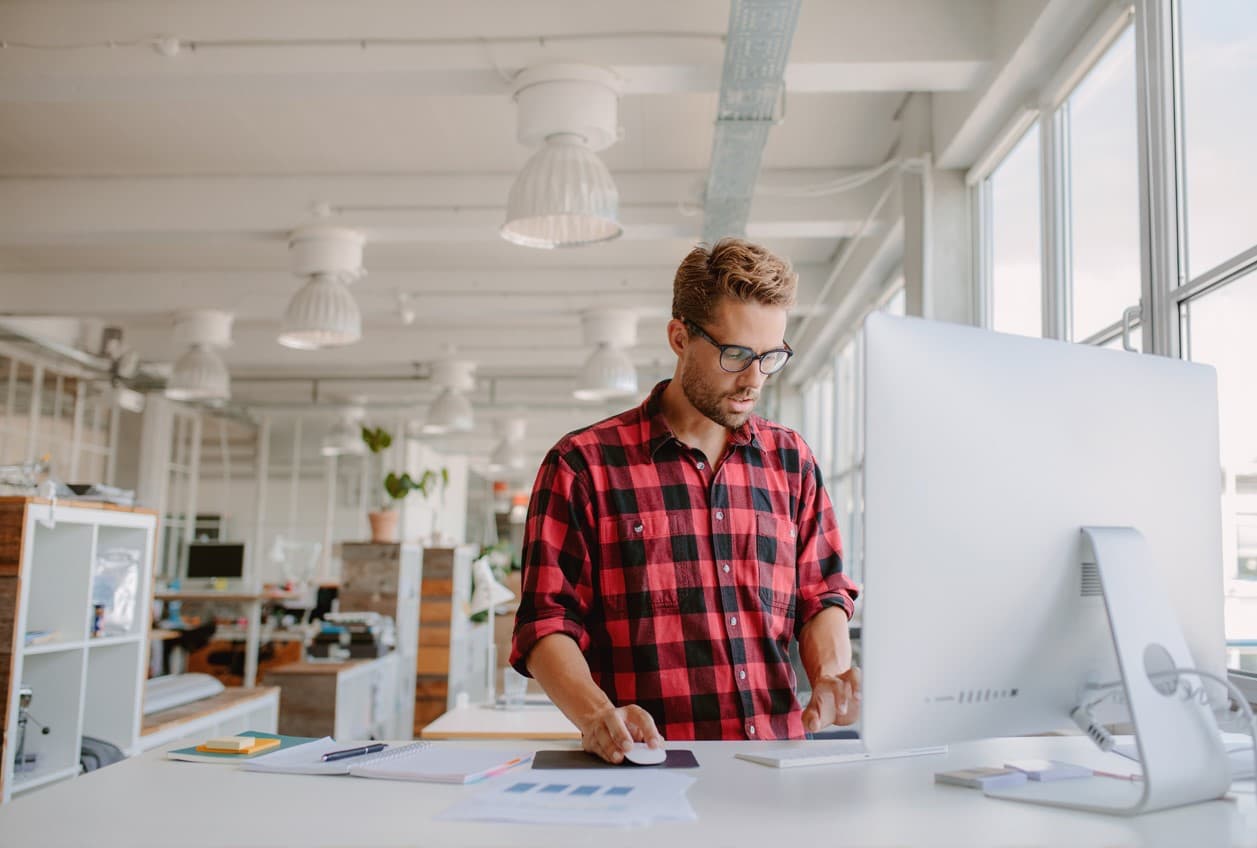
[1181,0,1257,277]
[1068,27,1140,341]
[989,125,1043,337]
[1184,271,1257,664]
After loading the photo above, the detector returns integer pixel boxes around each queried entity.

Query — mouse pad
[531,749,700,769]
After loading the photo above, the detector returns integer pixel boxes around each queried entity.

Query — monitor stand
[986,526,1231,815]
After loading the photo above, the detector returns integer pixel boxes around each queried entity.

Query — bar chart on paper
[436,769,697,827]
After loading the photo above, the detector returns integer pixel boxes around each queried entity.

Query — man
[510,238,860,763]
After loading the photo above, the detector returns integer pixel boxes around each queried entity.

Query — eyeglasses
[683,320,794,375]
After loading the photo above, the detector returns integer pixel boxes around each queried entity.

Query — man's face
[677,298,789,429]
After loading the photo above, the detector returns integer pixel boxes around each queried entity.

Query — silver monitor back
[860,313,1225,752]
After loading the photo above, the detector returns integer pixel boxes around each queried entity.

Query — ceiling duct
[702,0,802,244]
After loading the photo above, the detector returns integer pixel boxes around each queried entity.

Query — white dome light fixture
[573,308,639,401]
[280,225,365,350]
[501,64,624,249]
[166,309,233,403]
[321,404,366,457]
[488,416,528,474]
[422,358,476,435]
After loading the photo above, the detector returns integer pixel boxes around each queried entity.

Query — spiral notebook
[242,738,530,784]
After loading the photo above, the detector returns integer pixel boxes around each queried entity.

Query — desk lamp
[467,556,515,704]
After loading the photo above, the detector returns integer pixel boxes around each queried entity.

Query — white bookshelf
[0,499,156,803]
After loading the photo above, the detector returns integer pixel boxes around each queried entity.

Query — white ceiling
[0,0,1068,469]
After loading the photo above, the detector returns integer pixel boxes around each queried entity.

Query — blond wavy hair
[671,238,797,326]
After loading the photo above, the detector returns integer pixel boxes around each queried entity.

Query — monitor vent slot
[1081,562,1102,598]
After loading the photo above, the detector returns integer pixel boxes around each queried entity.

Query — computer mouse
[622,743,667,766]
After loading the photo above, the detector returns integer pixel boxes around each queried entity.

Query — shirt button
[729,616,737,627]
[634,524,643,533]
[696,461,705,470]
[715,511,724,520]
[748,725,757,736]
[739,669,746,680]
[722,563,730,574]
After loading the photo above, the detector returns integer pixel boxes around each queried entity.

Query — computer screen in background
[186,542,246,580]
[859,313,1230,815]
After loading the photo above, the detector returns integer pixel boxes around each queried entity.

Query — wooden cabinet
[336,543,420,738]
[413,545,488,735]
[0,498,157,802]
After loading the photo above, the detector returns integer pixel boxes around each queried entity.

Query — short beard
[679,362,756,429]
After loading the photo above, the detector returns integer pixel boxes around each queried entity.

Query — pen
[321,743,387,762]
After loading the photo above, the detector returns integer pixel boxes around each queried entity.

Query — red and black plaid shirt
[510,380,858,741]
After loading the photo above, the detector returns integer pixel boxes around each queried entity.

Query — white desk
[0,737,1251,846]
[420,703,580,740]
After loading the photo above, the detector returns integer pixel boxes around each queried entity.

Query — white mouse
[622,743,667,766]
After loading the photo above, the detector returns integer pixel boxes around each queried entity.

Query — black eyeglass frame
[683,319,794,375]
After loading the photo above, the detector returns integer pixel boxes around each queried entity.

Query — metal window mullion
[105,404,119,486]
[252,415,271,588]
[50,375,63,472]
[974,180,994,329]
[1040,105,1072,341]
[288,416,303,539]
[25,364,43,463]
[185,414,202,557]
[1134,0,1186,357]
[1174,243,1257,306]
[68,380,85,481]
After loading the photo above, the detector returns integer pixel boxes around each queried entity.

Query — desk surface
[420,703,581,740]
[153,590,300,602]
[0,737,1251,847]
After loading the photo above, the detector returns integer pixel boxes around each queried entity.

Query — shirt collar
[640,379,762,460]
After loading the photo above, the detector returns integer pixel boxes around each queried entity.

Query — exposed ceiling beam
[0,0,992,99]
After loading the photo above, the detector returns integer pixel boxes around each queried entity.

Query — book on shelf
[242,738,531,784]
[23,630,59,647]
[166,731,317,765]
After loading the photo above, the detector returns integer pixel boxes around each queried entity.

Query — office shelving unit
[0,497,156,802]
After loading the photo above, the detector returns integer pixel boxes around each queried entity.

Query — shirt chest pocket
[597,514,701,615]
[748,512,798,617]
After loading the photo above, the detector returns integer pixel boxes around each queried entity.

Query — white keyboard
[736,741,948,769]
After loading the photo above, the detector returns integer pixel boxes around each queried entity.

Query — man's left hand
[801,665,861,732]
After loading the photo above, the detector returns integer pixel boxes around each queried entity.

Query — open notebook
[242,738,530,784]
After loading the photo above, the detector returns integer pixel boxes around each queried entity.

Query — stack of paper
[436,769,697,828]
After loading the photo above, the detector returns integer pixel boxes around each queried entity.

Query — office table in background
[153,590,300,688]
[0,737,1249,846]
[420,702,581,739]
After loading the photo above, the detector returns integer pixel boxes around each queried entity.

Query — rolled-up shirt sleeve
[794,453,859,637]
[509,448,597,676]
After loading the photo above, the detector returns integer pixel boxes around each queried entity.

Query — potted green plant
[361,425,401,543]
[361,426,451,543]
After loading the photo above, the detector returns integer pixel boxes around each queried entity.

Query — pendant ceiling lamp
[321,404,366,457]
[280,225,365,350]
[501,64,624,249]
[573,308,639,401]
[488,416,528,474]
[166,309,233,403]
[421,358,476,435]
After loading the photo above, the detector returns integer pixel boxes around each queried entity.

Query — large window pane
[1182,0,1257,276]
[1184,272,1257,658]
[1069,28,1140,340]
[990,125,1043,337]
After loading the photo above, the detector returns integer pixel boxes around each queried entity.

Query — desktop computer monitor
[186,542,246,581]
[858,313,1229,814]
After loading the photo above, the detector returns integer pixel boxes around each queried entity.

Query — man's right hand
[579,704,665,764]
